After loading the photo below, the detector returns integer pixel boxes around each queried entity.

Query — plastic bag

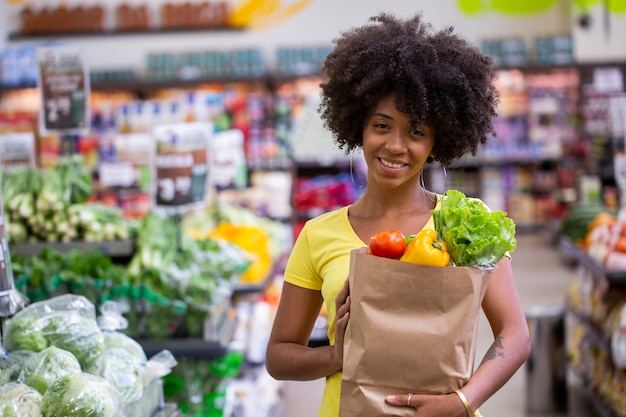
[41,372,123,417]
[2,294,104,368]
[23,345,82,394]
[0,382,43,417]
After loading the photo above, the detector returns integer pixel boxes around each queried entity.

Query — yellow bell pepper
[400,228,450,267]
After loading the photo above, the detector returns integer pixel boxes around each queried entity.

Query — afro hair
[319,12,500,167]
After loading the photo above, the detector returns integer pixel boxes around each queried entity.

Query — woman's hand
[385,392,467,417]
[332,278,351,369]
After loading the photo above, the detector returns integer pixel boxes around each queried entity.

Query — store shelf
[9,239,135,257]
[138,337,229,360]
[559,237,626,284]
[8,27,243,41]
[568,365,617,417]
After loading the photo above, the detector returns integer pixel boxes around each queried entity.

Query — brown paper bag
[339,249,492,417]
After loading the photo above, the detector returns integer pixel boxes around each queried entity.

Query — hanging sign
[152,122,213,211]
[99,132,152,188]
[36,45,90,135]
[0,132,36,173]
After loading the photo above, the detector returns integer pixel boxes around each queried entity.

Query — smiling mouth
[379,158,406,169]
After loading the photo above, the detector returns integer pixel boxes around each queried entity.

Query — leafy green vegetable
[0,351,35,384]
[23,346,82,395]
[3,314,48,352]
[101,331,147,362]
[42,312,104,368]
[41,373,121,417]
[85,347,144,405]
[433,189,517,268]
[0,382,43,417]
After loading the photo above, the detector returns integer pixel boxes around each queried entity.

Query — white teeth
[380,159,404,169]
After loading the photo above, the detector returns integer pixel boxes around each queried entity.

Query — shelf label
[152,122,213,211]
[592,67,624,93]
[36,45,90,135]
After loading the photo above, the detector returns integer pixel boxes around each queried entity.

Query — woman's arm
[265,279,351,381]
[456,257,532,411]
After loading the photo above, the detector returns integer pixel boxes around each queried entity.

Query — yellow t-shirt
[283,201,440,417]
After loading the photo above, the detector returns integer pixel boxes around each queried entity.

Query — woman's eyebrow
[372,113,393,120]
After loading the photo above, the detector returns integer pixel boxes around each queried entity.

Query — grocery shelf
[8,27,243,41]
[9,239,135,258]
[568,365,617,417]
[559,237,626,285]
[138,337,229,360]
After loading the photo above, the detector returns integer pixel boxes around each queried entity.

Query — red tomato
[369,229,406,259]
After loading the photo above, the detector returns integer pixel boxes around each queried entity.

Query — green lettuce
[23,346,82,394]
[433,189,517,268]
[85,347,143,405]
[3,314,48,352]
[41,312,104,368]
[0,382,43,417]
[41,373,121,417]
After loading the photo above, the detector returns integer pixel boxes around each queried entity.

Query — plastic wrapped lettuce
[433,189,517,268]
[97,300,147,362]
[85,347,143,404]
[23,346,82,395]
[41,372,122,417]
[2,294,104,368]
[2,314,48,352]
[0,382,43,417]
[0,350,34,384]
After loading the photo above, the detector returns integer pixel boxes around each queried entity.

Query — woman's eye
[373,123,389,130]
[411,129,425,136]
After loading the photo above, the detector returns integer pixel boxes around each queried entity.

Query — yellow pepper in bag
[400,228,450,267]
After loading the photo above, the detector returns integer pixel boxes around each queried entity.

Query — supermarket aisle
[277,232,588,417]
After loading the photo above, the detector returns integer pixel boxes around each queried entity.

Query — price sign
[0,132,36,173]
[152,122,213,211]
[37,45,90,134]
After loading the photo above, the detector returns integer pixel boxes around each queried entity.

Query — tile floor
[276,232,598,417]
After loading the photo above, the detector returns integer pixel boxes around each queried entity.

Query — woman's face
[362,94,435,189]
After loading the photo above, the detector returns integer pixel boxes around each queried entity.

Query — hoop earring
[350,150,366,189]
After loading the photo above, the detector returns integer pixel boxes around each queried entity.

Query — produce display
[2,156,137,243]
[0,294,176,417]
[558,202,626,270]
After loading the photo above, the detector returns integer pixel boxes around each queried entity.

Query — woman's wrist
[453,389,474,417]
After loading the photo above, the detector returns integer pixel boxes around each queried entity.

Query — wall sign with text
[152,122,213,212]
[36,45,90,135]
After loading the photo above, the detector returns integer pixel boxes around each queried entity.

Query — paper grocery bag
[339,249,492,417]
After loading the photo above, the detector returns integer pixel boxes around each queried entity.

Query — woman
[265,12,531,417]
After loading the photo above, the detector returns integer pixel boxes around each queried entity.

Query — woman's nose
[385,133,406,153]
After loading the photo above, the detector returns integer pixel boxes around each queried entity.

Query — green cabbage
[3,314,48,352]
[23,346,82,394]
[0,382,43,417]
[85,347,143,405]
[433,189,517,268]
[0,350,35,384]
[102,331,147,362]
[41,373,121,417]
[41,312,104,368]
